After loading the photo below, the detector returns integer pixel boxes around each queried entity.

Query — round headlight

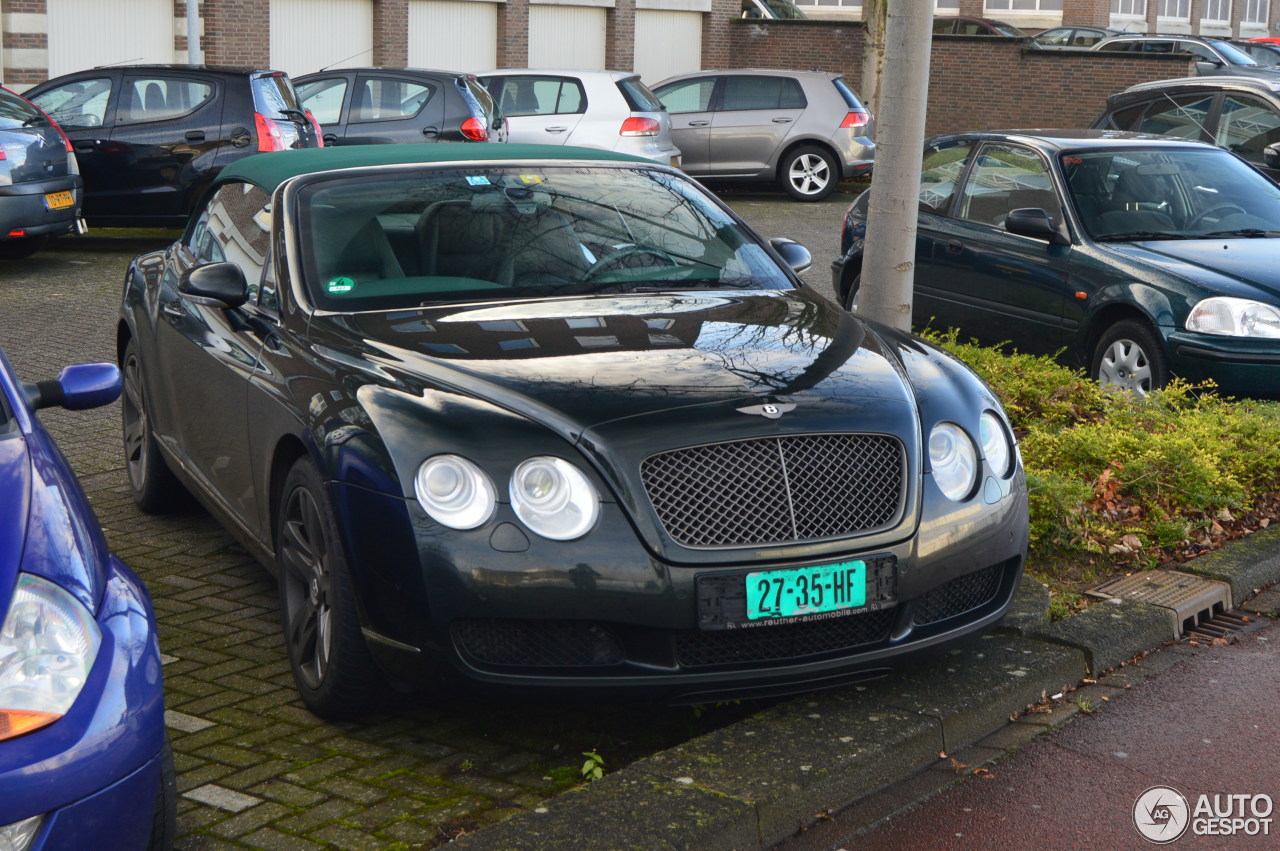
[979,411,1013,478]
[929,423,978,501]
[414,455,495,530]
[510,457,600,541]
[1186,297,1280,338]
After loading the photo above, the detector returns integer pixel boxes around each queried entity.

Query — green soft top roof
[217,143,653,191]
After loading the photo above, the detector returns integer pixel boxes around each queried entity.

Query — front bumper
[1165,328,1280,397]
[1,556,166,850]
[335,465,1029,703]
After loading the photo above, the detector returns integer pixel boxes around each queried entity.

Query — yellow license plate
[44,191,74,210]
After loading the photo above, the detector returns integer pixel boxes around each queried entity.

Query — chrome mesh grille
[452,619,625,668]
[641,434,905,548]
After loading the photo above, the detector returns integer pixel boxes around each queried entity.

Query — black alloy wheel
[121,339,186,512]
[277,457,383,719]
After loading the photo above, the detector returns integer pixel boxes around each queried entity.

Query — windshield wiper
[1197,229,1280,238]
[279,108,309,123]
[1094,231,1194,242]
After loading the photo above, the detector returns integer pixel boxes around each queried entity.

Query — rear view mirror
[770,238,812,273]
[179,262,249,309]
[22,363,121,411]
[1006,208,1070,246]
[1265,142,1280,172]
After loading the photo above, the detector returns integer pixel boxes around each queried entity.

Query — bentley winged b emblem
[736,402,797,420]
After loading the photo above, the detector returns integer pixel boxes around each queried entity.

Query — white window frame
[1242,0,1266,24]
[1111,0,1146,16]
[1202,0,1231,23]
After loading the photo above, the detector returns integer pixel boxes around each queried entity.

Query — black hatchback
[294,68,505,146]
[0,86,82,258]
[26,65,320,228]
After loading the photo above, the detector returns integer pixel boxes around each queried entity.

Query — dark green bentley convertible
[835,131,1280,397]
[119,144,1027,717]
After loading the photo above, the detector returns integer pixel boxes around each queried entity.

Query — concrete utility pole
[857,1,932,332]
[187,0,203,65]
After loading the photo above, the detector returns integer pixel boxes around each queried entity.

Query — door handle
[323,133,338,146]
[421,126,439,138]
[161,301,185,319]
[771,118,793,124]
[544,126,568,133]
[73,140,100,151]
[184,130,205,142]
[946,239,964,255]
[688,120,710,127]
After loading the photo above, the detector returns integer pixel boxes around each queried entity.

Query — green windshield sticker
[327,276,356,294]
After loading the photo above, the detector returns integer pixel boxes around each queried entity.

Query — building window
[936,0,959,10]
[985,1,1064,10]
[1111,0,1146,15]
[1202,0,1231,22]
[1242,0,1266,24]
[1158,0,1189,19]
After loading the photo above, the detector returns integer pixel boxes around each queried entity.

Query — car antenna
[92,58,144,69]
[1157,89,1211,139]
[317,42,390,74]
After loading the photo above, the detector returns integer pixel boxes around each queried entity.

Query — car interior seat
[416,194,516,282]
[312,206,405,285]
[143,82,166,114]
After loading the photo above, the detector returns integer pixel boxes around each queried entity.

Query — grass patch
[927,330,1280,601]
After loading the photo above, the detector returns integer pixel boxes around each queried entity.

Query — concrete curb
[446,531,1280,851]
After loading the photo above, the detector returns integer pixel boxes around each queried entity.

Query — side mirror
[1265,142,1280,171]
[180,262,249,309]
[1195,60,1224,72]
[1005,208,1070,246]
[22,363,121,412]
[770,238,812,273]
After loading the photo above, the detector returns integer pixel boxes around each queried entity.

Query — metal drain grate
[1184,609,1269,645]
[1088,570,1232,640]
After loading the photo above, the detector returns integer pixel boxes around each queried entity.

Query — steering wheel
[1187,203,1248,230]
[582,244,677,282]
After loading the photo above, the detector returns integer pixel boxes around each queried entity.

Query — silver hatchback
[478,69,680,167]
[653,69,875,201]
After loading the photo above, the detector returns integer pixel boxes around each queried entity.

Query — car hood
[0,435,30,611]
[332,287,918,436]
[1105,239,1280,301]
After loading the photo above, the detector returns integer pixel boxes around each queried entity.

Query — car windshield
[1062,147,1280,241]
[295,165,793,311]
[1212,40,1258,65]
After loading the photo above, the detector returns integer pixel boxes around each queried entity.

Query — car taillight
[460,117,488,142]
[840,111,871,129]
[255,112,287,152]
[620,117,659,137]
[305,109,324,147]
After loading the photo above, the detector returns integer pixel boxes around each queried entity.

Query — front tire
[1091,319,1168,396]
[121,339,187,512]
[781,145,839,201]
[277,457,385,720]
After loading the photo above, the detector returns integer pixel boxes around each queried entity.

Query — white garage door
[47,0,174,77]
[409,0,497,72]
[270,0,374,77]
[634,10,702,84]
[528,5,606,70]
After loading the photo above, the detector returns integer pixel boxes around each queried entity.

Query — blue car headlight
[1186,296,1280,338]
[0,574,101,741]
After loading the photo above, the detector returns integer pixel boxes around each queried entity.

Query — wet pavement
[783,615,1280,851]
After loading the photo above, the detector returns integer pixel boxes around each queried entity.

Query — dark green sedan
[118,143,1027,717]
[833,130,1280,397]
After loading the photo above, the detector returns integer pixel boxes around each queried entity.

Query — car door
[103,72,224,223]
[707,75,806,176]
[917,141,1072,356]
[296,73,351,146]
[653,76,716,173]
[151,181,269,522]
[338,72,445,144]
[485,75,585,146]
[27,71,119,220]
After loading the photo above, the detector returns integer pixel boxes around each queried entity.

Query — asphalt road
[788,618,1280,851]
[0,181,860,849]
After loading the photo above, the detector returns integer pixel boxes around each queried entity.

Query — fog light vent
[1088,570,1231,640]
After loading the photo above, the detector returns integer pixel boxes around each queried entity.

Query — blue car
[0,349,173,850]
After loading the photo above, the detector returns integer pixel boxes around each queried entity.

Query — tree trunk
[857,2,932,333]
[860,0,886,118]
